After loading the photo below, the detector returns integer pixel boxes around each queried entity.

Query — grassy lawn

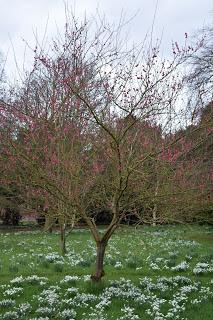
[0,224,212,319]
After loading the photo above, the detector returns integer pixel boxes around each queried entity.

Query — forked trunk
[91,241,107,282]
[44,216,53,233]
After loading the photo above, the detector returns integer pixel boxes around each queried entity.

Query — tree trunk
[44,216,53,233]
[60,223,67,256]
[152,205,157,227]
[91,241,107,282]
[152,180,159,226]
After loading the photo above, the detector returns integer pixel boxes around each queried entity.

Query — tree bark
[152,180,159,226]
[60,223,67,256]
[152,205,157,226]
[91,241,107,282]
[44,216,53,233]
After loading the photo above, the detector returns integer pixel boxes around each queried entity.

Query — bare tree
[186,26,213,117]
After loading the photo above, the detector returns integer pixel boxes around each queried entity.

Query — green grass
[0,224,212,319]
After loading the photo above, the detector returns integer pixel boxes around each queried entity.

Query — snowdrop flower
[3,287,23,297]
[171,261,189,271]
[115,261,123,268]
[0,299,16,307]
[58,309,76,320]
[3,311,19,320]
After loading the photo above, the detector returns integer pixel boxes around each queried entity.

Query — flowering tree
[1,13,202,280]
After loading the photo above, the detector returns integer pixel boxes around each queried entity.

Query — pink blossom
[51,153,59,166]
[92,162,104,173]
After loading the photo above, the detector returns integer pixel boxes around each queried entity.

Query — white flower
[115,261,123,268]
[171,261,189,271]
[60,276,79,284]
[58,309,76,320]
[0,299,16,307]
[3,287,23,297]
[3,311,19,320]
[193,262,213,275]
[36,307,54,316]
